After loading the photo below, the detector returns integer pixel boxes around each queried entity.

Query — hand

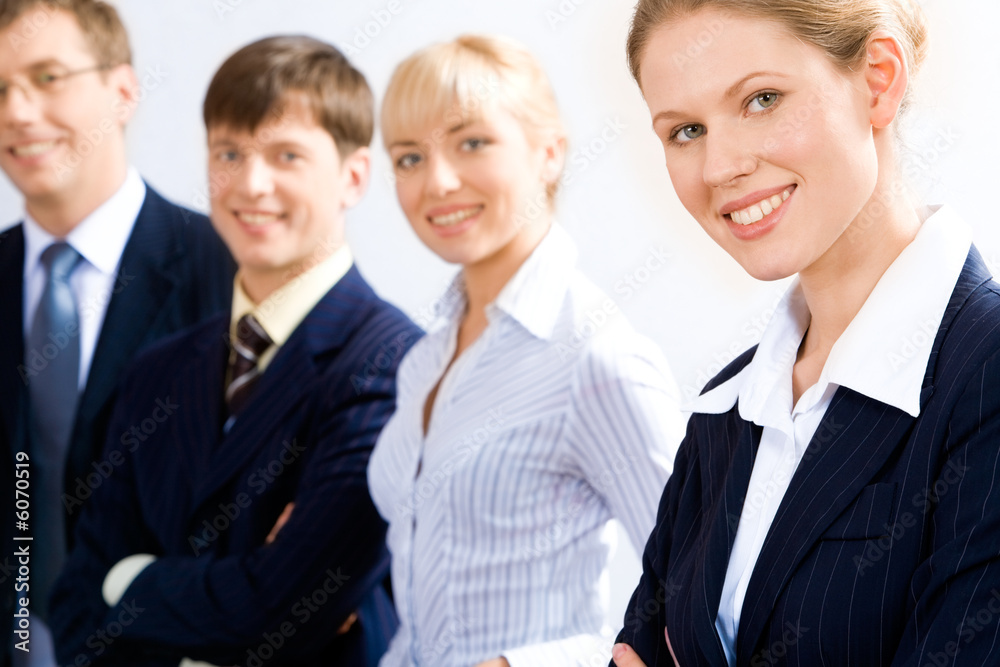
[611,643,648,667]
[265,502,295,544]
[473,659,510,667]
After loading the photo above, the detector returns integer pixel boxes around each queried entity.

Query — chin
[735,255,799,283]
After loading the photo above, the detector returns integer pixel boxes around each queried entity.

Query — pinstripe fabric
[369,225,685,666]
[50,266,421,667]
[616,239,1000,666]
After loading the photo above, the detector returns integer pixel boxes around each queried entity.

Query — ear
[108,63,140,127]
[865,30,909,129]
[538,131,567,188]
[338,145,371,210]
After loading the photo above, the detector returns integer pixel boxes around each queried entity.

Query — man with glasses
[0,2,234,665]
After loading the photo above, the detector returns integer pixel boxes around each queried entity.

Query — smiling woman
[368,34,686,667]
[611,1,1000,666]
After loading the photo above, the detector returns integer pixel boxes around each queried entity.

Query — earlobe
[111,65,140,126]
[540,135,567,185]
[865,30,909,129]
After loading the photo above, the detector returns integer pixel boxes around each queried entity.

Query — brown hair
[0,0,131,66]
[626,0,928,102]
[203,35,373,155]
[381,34,566,205]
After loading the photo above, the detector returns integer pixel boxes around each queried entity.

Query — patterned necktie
[28,242,82,621]
[226,313,273,418]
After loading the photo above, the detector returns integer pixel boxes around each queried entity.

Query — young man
[0,1,233,664]
[50,35,420,667]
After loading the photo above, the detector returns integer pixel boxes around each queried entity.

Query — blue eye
[460,137,486,151]
[280,151,299,162]
[395,153,422,171]
[216,150,240,163]
[670,124,705,145]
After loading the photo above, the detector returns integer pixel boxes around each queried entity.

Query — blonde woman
[367,36,685,666]
[611,1,1000,666]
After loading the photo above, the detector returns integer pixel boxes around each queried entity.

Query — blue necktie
[28,242,82,621]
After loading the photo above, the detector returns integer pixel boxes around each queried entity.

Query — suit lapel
[734,247,994,662]
[693,418,762,666]
[735,389,916,663]
[73,188,180,440]
[0,225,26,458]
[190,267,369,510]
[169,317,229,484]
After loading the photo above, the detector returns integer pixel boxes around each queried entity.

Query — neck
[241,235,345,305]
[797,171,921,360]
[461,218,552,318]
[27,151,129,239]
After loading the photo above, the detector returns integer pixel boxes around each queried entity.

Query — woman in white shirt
[612,1,1000,666]
[367,35,685,667]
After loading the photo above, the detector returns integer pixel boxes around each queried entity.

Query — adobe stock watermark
[934,588,1000,666]
[349,329,417,395]
[62,397,179,515]
[192,106,290,211]
[188,438,307,555]
[50,65,168,182]
[6,4,54,50]
[562,117,628,186]
[213,0,257,20]
[520,449,638,559]
[342,0,407,57]
[544,0,592,31]
[380,73,502,189]
[555,245,671,362]
[62,599,145,666]
[18,271,136,387]
[681,290,784,401]
[394,407,507,519]
[242,567,351,666]
[853,459,968,576]
[750,622,809,667]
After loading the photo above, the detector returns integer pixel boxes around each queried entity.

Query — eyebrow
[387,120,473,150]
[651,71,789,127]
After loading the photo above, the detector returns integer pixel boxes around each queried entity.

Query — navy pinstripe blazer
[50,266,421,667]
[0,186,234,666]
[616,247,1000,666]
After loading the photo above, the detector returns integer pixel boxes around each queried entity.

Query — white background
[3,0,998,632]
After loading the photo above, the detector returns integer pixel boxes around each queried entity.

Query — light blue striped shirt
[368,225,685,666]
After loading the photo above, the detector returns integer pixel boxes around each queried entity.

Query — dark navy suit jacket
[0,186,234,665]
[51,265,421,667]
[616,247,1000,666]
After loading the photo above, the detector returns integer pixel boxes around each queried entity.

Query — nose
[424,153,461,197]
[702,128,757,188]
[234,155,273,198]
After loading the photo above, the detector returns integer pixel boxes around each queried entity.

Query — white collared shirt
[687,206,973,666]
[22,167,146,390]
[368,224,685,666]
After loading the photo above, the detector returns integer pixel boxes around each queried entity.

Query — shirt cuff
[102,553,157,606]
[502,632,614,666]
[179,659,225,667]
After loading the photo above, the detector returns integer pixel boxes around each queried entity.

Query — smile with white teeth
[728,187,793,226]
[11,141,57,157]
[236,212,280,226]
[429,205,482,227]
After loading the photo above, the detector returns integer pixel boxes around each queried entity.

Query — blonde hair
[381,34,565,204]
[626,0,928,109]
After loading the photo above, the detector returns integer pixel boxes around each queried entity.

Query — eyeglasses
[0,64,111,102]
